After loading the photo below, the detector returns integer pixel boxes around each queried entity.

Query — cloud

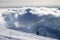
[0,7,60,17]
[0,0,60,7]
[29,7,60,17]
[0,7,60,31]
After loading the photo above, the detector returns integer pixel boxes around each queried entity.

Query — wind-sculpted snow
[0,7,60,40]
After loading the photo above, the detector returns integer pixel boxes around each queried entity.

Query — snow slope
[0,28,58,40]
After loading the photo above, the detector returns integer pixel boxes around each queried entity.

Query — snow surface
[0,28,58,40]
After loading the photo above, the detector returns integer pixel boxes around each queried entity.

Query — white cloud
[0,7,60,17]
[29,7,60,17]
[0,0,60,7]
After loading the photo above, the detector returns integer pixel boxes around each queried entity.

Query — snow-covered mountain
[0,7,60,40]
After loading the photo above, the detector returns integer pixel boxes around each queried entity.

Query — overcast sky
[0,0,60,7]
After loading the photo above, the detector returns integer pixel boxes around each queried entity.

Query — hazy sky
[0,0,60,7]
